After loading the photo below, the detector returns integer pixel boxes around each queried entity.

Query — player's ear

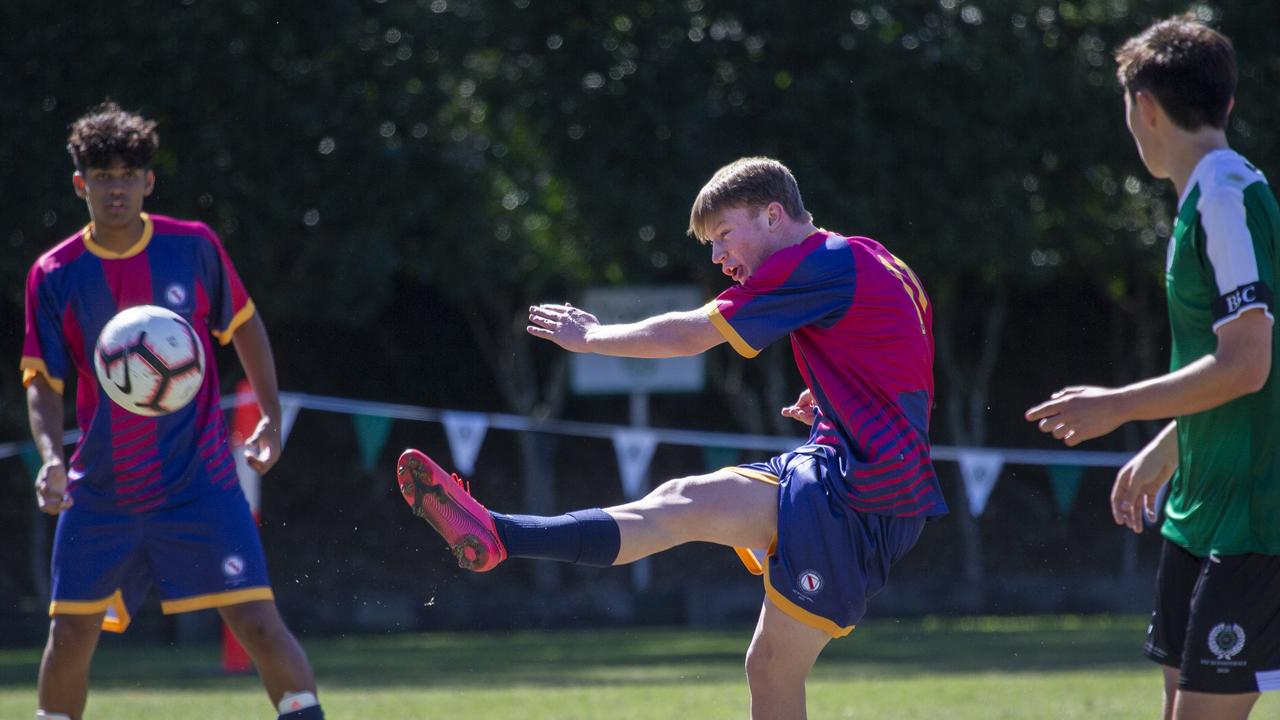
[143,169,156,197]
[1135,91,1161,128]
[72,172,87,199]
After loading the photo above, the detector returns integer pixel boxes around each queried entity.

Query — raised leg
[605,469,777,565]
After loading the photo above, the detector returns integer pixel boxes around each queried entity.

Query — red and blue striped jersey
[706,230,947,517]
[21,213,254,514]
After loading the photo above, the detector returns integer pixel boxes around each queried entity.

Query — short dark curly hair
[1115,14,1236,131]
[66,100,159,172]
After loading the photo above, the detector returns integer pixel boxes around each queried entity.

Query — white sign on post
[570,286,707,395]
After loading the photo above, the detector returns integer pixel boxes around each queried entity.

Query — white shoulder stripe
[1198,185,1261,295]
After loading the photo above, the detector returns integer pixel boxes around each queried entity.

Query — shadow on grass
[0,615,1152,691]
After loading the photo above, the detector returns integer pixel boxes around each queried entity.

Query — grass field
[2,615,1277,719]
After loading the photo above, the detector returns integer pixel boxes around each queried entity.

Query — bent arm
[26,374,65,467]
[584,310,726,358]
[528,303,725,358]
[1113,308,1271,421]
[231,312,282,422]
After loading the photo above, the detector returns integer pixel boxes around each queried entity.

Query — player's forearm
[232,313,282,421]
[584,311,722,358]
[26,378,65,466]
[1113,353,1265,422]
[1143,420,1179,463]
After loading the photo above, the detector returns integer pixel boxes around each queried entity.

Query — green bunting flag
[1048,464,1085,517]
[352,414,393,474]
[702,446,739,472]
[21,446,42,477]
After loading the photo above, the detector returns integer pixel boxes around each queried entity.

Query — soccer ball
[93,305,206,417]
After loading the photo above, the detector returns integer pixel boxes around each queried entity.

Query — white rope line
[0,390,1133,469]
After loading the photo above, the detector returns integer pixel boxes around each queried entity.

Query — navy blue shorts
[729,450,925,637]
[49,487,273,632]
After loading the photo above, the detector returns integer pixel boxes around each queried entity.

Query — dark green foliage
[2,1,1279,616]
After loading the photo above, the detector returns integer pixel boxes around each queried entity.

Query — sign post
[571,287,706,592]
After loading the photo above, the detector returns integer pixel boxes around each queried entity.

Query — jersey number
[876,253,929,335]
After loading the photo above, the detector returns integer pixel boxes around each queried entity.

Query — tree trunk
[465,298,570,592]
[936,284,1009,594]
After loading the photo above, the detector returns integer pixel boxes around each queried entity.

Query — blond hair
[688,157,812,242]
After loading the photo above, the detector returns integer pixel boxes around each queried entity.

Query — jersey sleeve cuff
[20,358,64,395]
[211,300,256,346]
[1212,304,1276,333]
[1212,282,1275,332]
[705,302,760,359]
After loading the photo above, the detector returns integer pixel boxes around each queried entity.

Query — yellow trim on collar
[83,213,154,259]
[705,302,759,358]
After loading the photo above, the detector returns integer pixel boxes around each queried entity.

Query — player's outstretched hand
[526,303,598,353]
[1110,439,1175,534]
[244,416,282,474]
[35,459,73,515]
[1024,385,1125,447]
[781,388,818,426]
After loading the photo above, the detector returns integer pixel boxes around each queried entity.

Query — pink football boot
[396,448,508,572]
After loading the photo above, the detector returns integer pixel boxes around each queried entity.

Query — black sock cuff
[567,509,621,567]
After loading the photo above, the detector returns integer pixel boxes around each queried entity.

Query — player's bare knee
[47,616,100,652]
[744,641,780,686]
[222,603,286,647]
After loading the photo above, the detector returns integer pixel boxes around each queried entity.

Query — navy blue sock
[278,706,324,720]
[490,509,620,567]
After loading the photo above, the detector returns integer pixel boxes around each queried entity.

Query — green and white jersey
[1163,148,1280,557]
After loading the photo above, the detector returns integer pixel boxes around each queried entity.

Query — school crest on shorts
[222,554,246,581]
[1208,622,1246,661]
[797,570,824,595]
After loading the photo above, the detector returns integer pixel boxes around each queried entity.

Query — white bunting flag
[611,428,659,500]
[442,411,490,476]
[280,399,302,447]
[235,398,302,516]
[958,449,1005,517]
[233,451,260,514]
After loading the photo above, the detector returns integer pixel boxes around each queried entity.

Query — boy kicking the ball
[398,157,946,719]
[1026,15,1280,720]
[21,101,323,720]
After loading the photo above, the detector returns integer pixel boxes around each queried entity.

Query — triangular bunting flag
[352,414,394,473]
[442,411,489,476]
[20,446,42,477]
[233,450,261,514]
[611,429,659,500]
[702,446,739,473]
[280,399,302,447]
[1048,464,1085,518]
[958,450,1005,517]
